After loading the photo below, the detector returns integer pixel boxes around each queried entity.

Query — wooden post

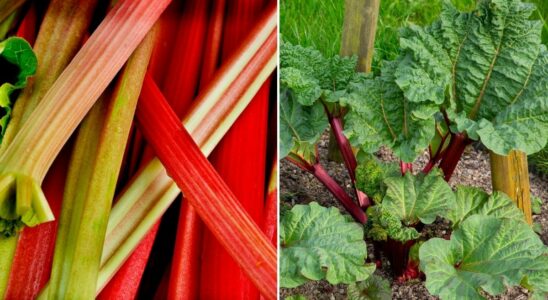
[328,0,380,161]
[340,0,380,72]
[489,150,533,224]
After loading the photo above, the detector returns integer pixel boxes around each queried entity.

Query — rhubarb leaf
[347,274,392,300]
[523,250,548,300]
[447,186,526,228]
[280,39,357,101]
[420,215,547,300]
[280,202,374,288]
[382,170,456,225]
[365,206,420,242]
[398,0,548,155]
[342,61,438,162]
[0,37,36,140]
[280,87,328,162]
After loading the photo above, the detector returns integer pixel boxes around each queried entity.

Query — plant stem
[43,28,156,300]
[168,2,225,298]
[438,132,469,181]
[97,29,277,293]
[400,161,413,175]
[311,163,367,224]
[0,0,25,24]
[262,158,278,246]
[328,115,370,208]
[1,0,100,149]
[134,74,277,300]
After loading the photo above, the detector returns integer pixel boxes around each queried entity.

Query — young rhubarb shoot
[134,75,276,300]
[0,0,170,235]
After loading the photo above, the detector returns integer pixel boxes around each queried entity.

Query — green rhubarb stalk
[0,0,169,236]
[0,10,19,40]
[43,30,156,299]
[97,32,277,292]
[0,0,25,24]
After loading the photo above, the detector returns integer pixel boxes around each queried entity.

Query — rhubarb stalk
[200,1,272,298]
[97,24,276,293]
[167,1,226,298]
[134,74,276,300]
[43,28,156,299]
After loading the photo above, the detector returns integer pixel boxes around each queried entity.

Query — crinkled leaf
[400,0,547,155]
[448,186,526,227]
[523,250,548,300]
[365,206,420,242]
[382,170,456,225]
[347,274,392,300]
[280,202,374,288]
[420,215,546,300]
[279,88,328,161]
[355,158,398,204]
[280,39,357,95]
[280,67,321,106]
[343,61,438,162]
[0,37,37,141]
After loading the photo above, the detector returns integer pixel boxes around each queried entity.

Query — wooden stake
[340,0,379,72]
[490,150,533,224]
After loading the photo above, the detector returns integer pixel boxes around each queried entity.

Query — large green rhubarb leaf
[280,39,358,104]
[382,170,456,225]
[279,87,328,162]
[524,250,548,300]
[0,37,36,141]
[280,202,374,288]
[447,186,526,227]
[343,61,438,162]
[398,0,548,155]
[420,215,547,300]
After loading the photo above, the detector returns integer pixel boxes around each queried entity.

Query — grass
[281,0,546,73]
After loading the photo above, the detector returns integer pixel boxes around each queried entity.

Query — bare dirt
[280,133,548,300]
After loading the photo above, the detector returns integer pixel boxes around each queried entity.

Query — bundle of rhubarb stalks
[0,0,277,299]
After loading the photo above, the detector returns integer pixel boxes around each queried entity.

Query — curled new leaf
[0,37,37,140]
[280,202,374,288]
[420,215,547,300]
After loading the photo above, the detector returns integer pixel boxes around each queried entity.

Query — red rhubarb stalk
[262,159,278,246]
[135,76,277,300]
[400,161,413,175]
[200,1,273,298]
[97,24,276,295]
[438,133,469,181]
[14,3,36,45]
[3,151,69,300]
[97,223,160,300]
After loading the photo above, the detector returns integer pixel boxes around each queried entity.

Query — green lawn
[281,0,547,73]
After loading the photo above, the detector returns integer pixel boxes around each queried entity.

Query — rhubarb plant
[280,41,368,223]
[343,0,548,180]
